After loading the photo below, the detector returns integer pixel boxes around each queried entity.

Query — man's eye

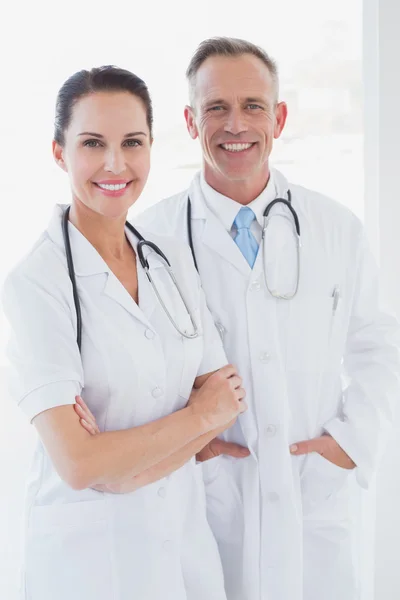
[247,104,262,110]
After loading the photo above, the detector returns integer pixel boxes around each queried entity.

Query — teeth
[221,143,253,152]
[98,183,127,191]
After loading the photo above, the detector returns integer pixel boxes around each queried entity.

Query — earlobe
[52,140,68,172]
[184,105,199,140]
[274,102,288,139]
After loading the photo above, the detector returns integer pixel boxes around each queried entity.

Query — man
[137,37,400,600]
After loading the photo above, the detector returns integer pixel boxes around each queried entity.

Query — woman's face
[53,91,152,219]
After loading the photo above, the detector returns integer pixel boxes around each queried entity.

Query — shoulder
[137,227,196,273]
[134,189,188,237]
[2,231,70,307]
[290,181,363,237]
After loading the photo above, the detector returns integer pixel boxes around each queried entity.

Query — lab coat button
[265,424,277,437]
[152,387,163,398]
[250,281,261,292]
[163,540,173,551]
[259,352,270,363]
[267,492,279,503]
[145,329,155,339]
[158,487,167,498]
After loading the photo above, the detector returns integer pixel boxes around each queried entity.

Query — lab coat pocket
[202,455,244,544]
[286,295,335,373]
[26,500,113,600]
[301,452,351,520]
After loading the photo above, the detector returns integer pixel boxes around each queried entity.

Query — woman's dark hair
[54,66,153,145]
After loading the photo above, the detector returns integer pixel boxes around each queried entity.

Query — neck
[204,164,271,205]
[69,199,129,261]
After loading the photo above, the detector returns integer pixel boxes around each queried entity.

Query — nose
[104,147,126,175]
[224,108,248,136]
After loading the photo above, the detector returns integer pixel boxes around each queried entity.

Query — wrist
[186,403,217,434]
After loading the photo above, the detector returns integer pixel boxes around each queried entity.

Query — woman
[2,66,248,600]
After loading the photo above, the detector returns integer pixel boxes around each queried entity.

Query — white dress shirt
[199,171,278,244]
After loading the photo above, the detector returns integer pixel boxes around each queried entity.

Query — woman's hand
[188,364,247,429]
[73,396,100,435]
[75,395,250,470]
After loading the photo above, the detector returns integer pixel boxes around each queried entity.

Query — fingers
[229,375,242,390]
[75,395,98,424]
[217,364,238,379]
[212,438,250,458]
[238,396,247,413]
[289,436,326,456]
[80,418,99,436]
[74,396,100,434]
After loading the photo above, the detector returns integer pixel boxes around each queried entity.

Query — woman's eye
[83,139,101,148]
[124,139,141,147]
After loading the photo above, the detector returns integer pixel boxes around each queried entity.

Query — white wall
[366,0,400,598]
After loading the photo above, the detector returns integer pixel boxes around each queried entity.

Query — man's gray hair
[186,37,279,106]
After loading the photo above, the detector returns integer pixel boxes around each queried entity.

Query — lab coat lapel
[102,226,158,331]
[189,177,251,277]
[102,271,155,331]
[202,214,252,276]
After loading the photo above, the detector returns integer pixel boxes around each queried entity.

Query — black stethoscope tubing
[186,188,300,271]
[62,206,172,352]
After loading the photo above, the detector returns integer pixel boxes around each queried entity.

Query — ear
[184,105,199,140]
[52,140,68,172]
[273,102,288,139]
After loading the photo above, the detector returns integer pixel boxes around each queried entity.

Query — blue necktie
[233,207,259,268]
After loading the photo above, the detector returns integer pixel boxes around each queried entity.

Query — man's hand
[196,437,250,462]
[289,433,356,470]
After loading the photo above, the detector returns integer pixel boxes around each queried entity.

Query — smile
[219,142,255,153]
[97,182,127,191]
[93,180,133,196]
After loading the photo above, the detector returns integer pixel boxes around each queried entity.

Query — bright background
[0,1,398,599]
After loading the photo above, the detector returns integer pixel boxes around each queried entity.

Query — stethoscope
[186,189,301,300]
[62,206,199,352]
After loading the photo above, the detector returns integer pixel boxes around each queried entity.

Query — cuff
[19,379,83,423]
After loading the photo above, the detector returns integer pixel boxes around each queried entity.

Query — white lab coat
[136,169,400,600]
[2,205,229,600]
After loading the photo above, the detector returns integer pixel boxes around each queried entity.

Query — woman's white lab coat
[2,205,228,600]
[136,169,400,600]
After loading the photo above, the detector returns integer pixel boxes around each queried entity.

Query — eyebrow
[77,131,147,138]
[245,97,268,105]
[203,97,269,108]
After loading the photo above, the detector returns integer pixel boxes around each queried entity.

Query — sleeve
[323,224,400,488]
[2,266,84,422]
[196,285,228,376]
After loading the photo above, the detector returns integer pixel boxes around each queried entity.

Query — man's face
[185,53,287,187]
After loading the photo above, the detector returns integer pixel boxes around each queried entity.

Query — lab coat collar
[47,204,163,277]
[186,181,249,276]
[47,204,158,329]
[187,169,292,277]
[47,204,110,276]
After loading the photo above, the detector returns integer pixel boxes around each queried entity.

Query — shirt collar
[199,171,278,231]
